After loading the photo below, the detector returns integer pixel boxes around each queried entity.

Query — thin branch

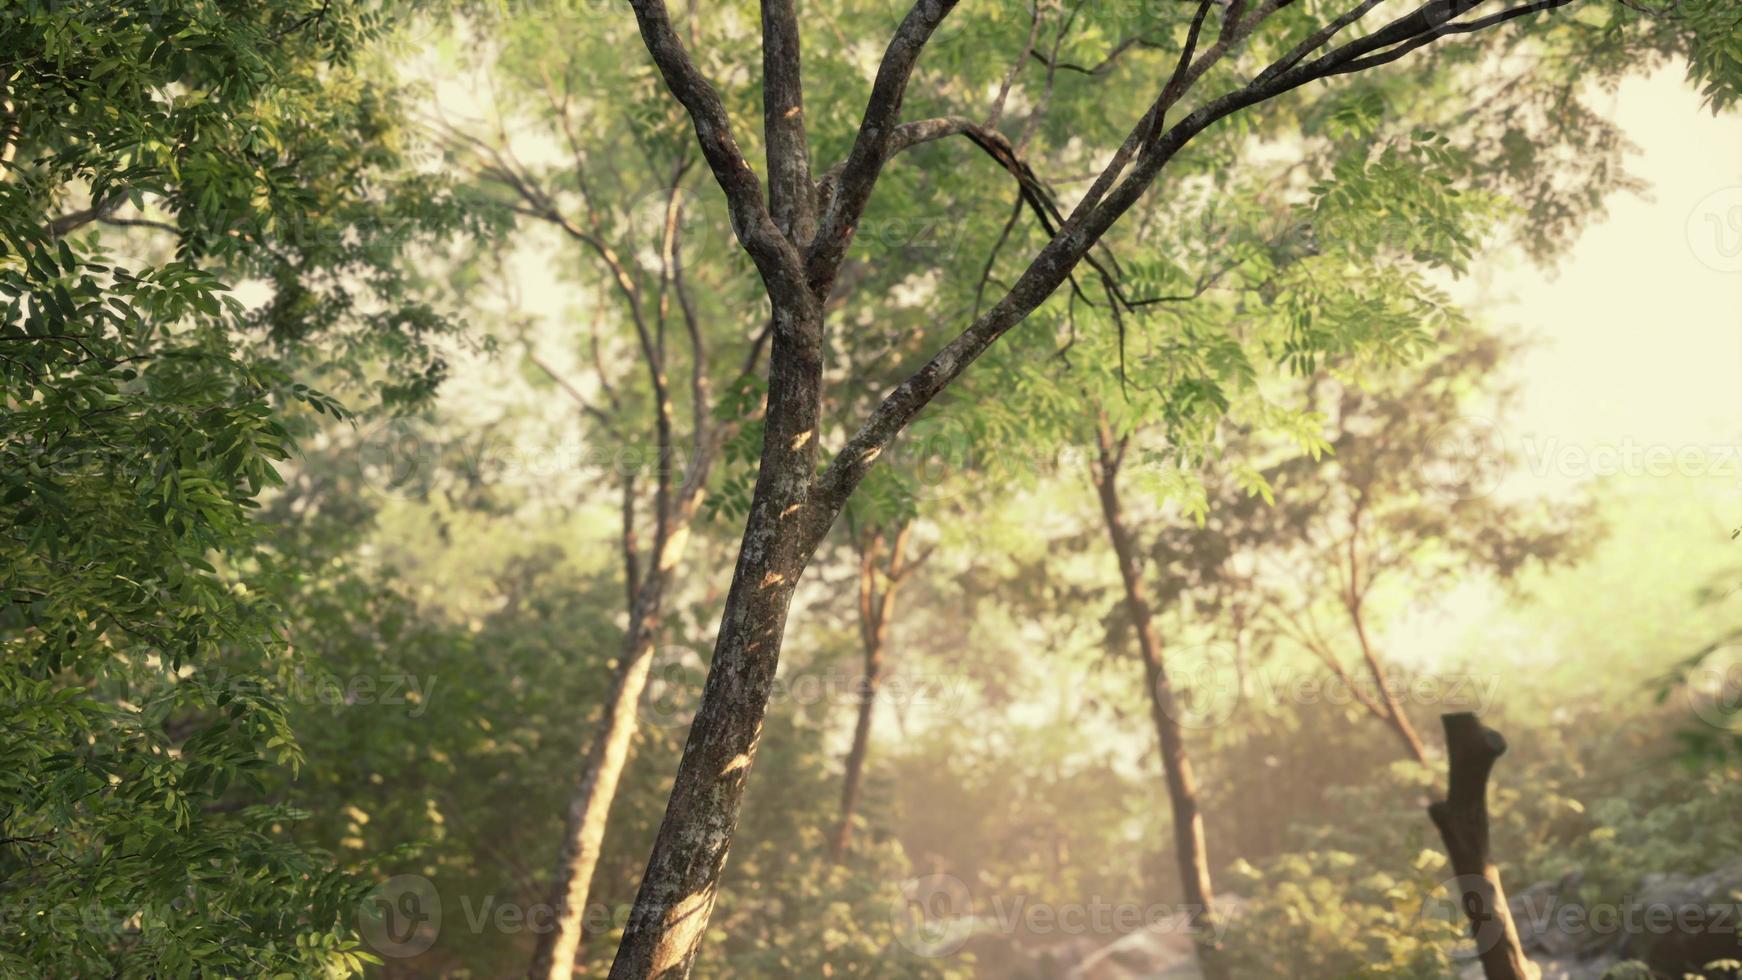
[45,191,126,238]
[805,0,964,297]
[527,348,618,432]
[627,0,809,304]
[985,0,1043,128]
[761,0,815,240]
[806,0,1573,547]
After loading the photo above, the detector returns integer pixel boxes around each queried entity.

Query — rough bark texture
[1427,713,1536,980]
[829,525,910,861]
[607,301,826,980]
[1092,427,1231,980]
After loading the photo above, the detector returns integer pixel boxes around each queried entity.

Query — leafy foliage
[2,0,473,973]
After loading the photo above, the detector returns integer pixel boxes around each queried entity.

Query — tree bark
[529,575,669,980]
[608,0,1575,972]
[607,300,827,980]
[1092,425,1231,980]
[1427,713,1536,980]
[829,524,910,861]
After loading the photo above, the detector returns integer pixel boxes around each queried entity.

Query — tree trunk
[608,302,827,980]
[528,583,666,980]
[1092,428,1231,980]
[1427,713,1535,980]
[829,525,909,861]
[530,479,710,978]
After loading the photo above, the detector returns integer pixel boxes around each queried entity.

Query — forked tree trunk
[829,524,910,861]
[608,0,1593,969]
[1427,713,1535,980]
[1092,428,1231,980]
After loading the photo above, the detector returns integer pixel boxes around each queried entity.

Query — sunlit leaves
[0,0,466,973]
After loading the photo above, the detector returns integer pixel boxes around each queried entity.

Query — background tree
[1226,330,1588,763]
[428,29,758,970]
[828,516,921,861]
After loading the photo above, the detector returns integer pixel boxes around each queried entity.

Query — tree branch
[805,0,963,297]
[627,0,809,305]
[804,0,1576,550]
[760,0,815,241]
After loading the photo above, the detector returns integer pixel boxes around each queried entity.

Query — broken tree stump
[1427,712,1536,980]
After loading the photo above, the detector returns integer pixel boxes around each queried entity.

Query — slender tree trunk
[829,525,909,861]
[530,461,711,979]
[1427,713,1535,980]
[523,140,722,979]
[529,577,668,980]
[530,487,708,979]
[608,301,827,980]
[1092,427,1231,980]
